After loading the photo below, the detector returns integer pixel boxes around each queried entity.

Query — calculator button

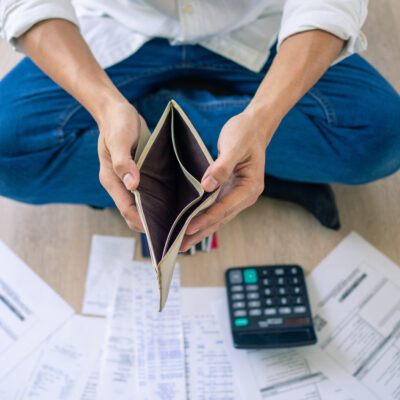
[231,293,245,301]
[264,288,274,296]
[279,307,292,315]
[247,292,260,300]
[265,298,276,306]
[293,296,304,304]
[266,318,283,325]
[264,308,277,316]
[232,301,246,309]
[231,285,244,292]
[278,287,287,295]
[263,278,274,286]
[249,309,262,316]
[248,300,261,308]
[258,318,283,328]
[244,268,258,284]
[294,306,307,314]
[274,268,285,275]
[234,318,248,327]
[277,277,286,285]
[246,284,259,291]
[229,270,243,284]
[279,297,289,305]
[290,266,300,275]
[291,277,300,285]
[292,286,302,295]
[261,268,270,276]
[233,310,247,317]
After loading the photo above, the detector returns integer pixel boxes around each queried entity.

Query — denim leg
[0,40,199,206]
[267,55,400,184]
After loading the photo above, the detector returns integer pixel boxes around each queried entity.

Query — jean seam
[307,88,337,125]
[54,65,182,141]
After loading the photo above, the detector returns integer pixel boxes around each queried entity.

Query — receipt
[97,261,186,400]
[81,235,136,316]
[20,315,106,400]
[181,287,242,400]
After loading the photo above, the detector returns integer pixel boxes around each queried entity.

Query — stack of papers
[0,232,399,400]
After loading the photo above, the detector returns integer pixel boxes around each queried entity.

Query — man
[0,1,399,251]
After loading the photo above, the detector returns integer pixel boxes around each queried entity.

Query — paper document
[307,232,400,400]
[0,347,42,400]
[97,261,186,400]
[215,298,353,400]
[181,287,242,400]
[0,241,74,379]
[82,235,136,316]
[20,314,106,399]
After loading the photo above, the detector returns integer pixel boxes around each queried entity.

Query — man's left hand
[180,110,270,251]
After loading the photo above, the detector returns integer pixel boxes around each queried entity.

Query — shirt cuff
[1,0,79,50]
[277,0,368,64]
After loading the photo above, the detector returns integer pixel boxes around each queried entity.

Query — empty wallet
[133,100,220,311]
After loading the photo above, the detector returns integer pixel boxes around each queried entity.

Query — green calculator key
[244,268,258,284]
[234,318,248,327]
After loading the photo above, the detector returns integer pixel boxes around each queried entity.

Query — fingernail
[203,175,219,192]
[123,173,135,190]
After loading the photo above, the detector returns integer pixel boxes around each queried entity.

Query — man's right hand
[97,100,145,232]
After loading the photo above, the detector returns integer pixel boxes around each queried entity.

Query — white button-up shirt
[1,0,368,72]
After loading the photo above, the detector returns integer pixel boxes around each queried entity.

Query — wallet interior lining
[137,110,202,263]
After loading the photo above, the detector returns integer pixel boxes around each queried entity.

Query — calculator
[225,265,317,349]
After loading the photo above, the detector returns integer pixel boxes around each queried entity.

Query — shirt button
[183,4,194,14]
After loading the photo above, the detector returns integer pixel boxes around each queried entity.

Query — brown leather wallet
[133,100,220,311]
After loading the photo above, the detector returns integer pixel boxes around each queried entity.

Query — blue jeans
[0,39,399,207]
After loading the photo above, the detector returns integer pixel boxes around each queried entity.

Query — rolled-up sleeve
[278,0,368,64]
[0,0,79,49]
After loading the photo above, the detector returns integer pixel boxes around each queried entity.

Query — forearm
[245,30,344,144]
[18,19,125,125]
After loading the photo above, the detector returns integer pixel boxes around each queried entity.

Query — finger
[180,213,234,252]
[99,165,144,232]
[106,119,142,192]
[201,150,239,192]
[186,185,251,235]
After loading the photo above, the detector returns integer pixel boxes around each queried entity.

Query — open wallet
[133,100,220,311]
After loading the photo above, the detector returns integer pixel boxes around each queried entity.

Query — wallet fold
[133,100,220,311]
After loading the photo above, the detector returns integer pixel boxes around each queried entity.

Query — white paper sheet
[215,298,353,400]
[81,235,136,316]
[0,346,42,400]
[97,261,186,400]
[181,287,242,400]
[306,232,400,400]
[19,314,106,400]
[0,241,74,379]
[81,355,101,400]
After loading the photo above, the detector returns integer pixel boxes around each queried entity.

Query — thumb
[202,152,237,192]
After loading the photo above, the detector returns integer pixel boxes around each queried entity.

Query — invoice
[307,232,400,400]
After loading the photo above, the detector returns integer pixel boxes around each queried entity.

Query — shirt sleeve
[0,0,79,50]
[278,0,368,64]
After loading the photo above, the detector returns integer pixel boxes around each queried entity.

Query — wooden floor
[0,0,399,312]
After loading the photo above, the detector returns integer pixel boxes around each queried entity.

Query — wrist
[88,86,128,127]
[242,100,283,145]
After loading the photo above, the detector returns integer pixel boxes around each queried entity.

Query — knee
[342,88,400,184]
